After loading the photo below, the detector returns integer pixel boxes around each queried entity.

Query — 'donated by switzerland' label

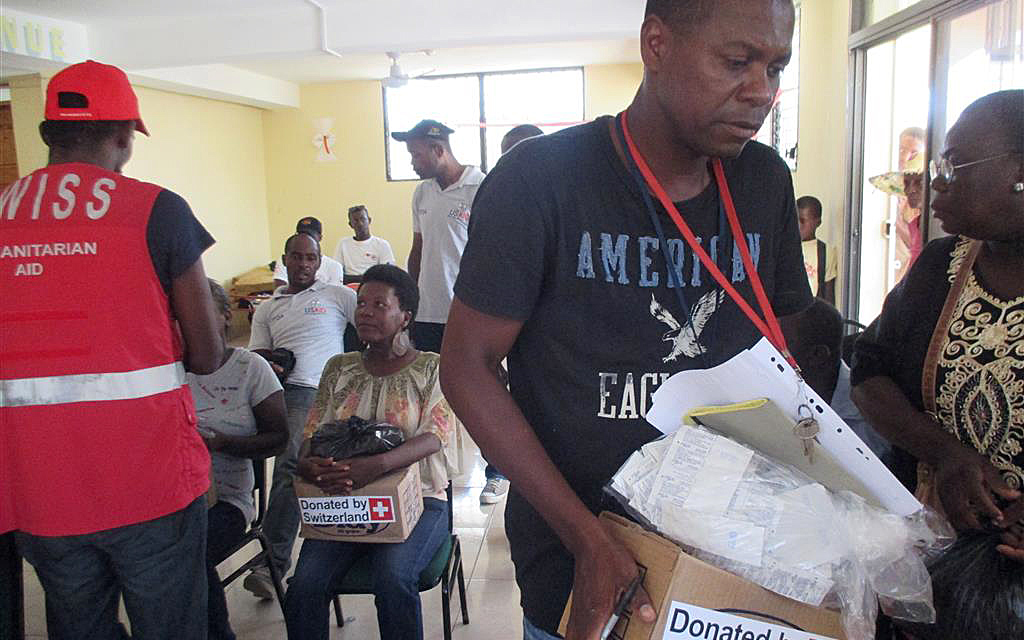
[299,495,396,525]
[662,601,837,640]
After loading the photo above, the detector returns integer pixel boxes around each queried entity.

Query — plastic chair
[330,482,469,640]
[216,458,286,615]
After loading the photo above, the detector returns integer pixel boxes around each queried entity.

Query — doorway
[845,0,1023,324]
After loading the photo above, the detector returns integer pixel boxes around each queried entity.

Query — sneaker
[480,477,509,504]
[242,567,277,600]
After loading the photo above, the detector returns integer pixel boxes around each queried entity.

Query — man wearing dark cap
[272,216,345,287]
[391,119,484,353]
[441,1,811,639]
[1,60,223,639]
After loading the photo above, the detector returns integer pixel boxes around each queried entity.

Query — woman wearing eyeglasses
[851,90,1024,638]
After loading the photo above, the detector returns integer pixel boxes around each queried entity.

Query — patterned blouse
[934,237,1024,490]
[305,351,463,499]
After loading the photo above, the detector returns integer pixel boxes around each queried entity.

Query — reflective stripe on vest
[1,362,186,408]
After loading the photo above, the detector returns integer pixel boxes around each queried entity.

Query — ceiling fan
[382,51,435,88]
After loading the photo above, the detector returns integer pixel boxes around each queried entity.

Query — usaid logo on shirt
[447,202,471,228]
[304,300,328,315]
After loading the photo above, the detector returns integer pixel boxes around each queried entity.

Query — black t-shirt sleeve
[769,165,814,317]
[454,157,550,320]
[146,189,215,292]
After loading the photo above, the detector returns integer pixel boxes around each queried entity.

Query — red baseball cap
[45,60,149,135]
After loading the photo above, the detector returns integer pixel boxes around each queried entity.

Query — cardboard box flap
[560,513,845,639]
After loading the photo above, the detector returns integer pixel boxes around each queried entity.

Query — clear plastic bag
[606,424,954,640]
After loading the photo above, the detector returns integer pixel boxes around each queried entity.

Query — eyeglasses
[929,152,1016,183]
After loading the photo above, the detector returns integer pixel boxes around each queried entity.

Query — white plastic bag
[606,424,953,640]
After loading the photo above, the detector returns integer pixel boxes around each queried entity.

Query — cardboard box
[560,513,846,640]
[294,464,423,543]
[229,265,276,298]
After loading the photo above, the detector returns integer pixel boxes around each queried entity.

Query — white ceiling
[2,0,642,89]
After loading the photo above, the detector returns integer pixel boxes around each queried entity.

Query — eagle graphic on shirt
[649,290,724,362]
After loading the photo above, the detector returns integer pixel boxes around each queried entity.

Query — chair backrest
[251,457,269,528]
[445,481,454,533]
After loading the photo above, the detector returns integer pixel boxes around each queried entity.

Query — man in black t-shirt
[440,2,812,639]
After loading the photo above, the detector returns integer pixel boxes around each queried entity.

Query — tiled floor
[21,437,525,639]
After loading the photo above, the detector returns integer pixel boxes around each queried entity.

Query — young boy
[333,205,395,284]
[797,195,838,306]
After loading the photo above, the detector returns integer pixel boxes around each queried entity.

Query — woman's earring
[1012,182,1024,193]
[392,327,410,357]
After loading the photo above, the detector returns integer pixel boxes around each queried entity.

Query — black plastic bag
[309,416,405,460]
[897,531,1023,640]
[265,348,295,384]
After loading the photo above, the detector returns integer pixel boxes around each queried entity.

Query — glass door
[855,24,932,324]
[845,0,1022,324]
[926,0,1024,237]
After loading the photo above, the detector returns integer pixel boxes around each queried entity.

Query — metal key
[794,416,820,464]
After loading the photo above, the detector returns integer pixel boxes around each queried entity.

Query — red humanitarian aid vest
[0,163,210,536]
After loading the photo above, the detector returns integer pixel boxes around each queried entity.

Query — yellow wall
[791,0,851,253]
[128,86,272,282]
[261,63,647,267]
[7,74,47,175]
[585,63,642,118]
[262,81,419,266]
[4,75,272,283]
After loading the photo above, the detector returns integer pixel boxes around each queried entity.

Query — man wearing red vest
[0,60,223,639]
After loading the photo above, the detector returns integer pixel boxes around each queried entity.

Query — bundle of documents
[645,338,920,517]
[609,417,843,607]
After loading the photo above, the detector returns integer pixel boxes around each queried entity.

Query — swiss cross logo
[368,498,394,522]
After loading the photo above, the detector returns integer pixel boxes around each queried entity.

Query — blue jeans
[207,501,247,640]
[264,383,317,574]
[484,464,506,482]
[16,497,208,640]
[283,498,449,640]
[524,616,563,640]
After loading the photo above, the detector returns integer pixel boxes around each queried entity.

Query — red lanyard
[619,110,796,367]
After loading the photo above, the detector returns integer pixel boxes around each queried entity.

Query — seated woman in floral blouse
[283,264,460,640]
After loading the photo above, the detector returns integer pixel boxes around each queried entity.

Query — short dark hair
[283,232,321,255]
[427,137,452,154]
[38,120,133,151]
[501,124,544,153]
[965,89,1023,153]
[206,278,231,316]
[644,0,714,31]
[347,205,368,217]
[360,264,419,324]
[796,195,823,219]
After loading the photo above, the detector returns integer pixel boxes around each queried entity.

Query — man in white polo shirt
[273,216,345,287]
[393,119,485,353]
[243,232,356,599]
[333,204,395,284]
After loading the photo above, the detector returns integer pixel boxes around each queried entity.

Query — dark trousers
[283,498,449,640]
[16,497,208,640]
[410,322,445,354]
[207,501,247,640]
[1,532,24,640]
[264,384,318,575]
